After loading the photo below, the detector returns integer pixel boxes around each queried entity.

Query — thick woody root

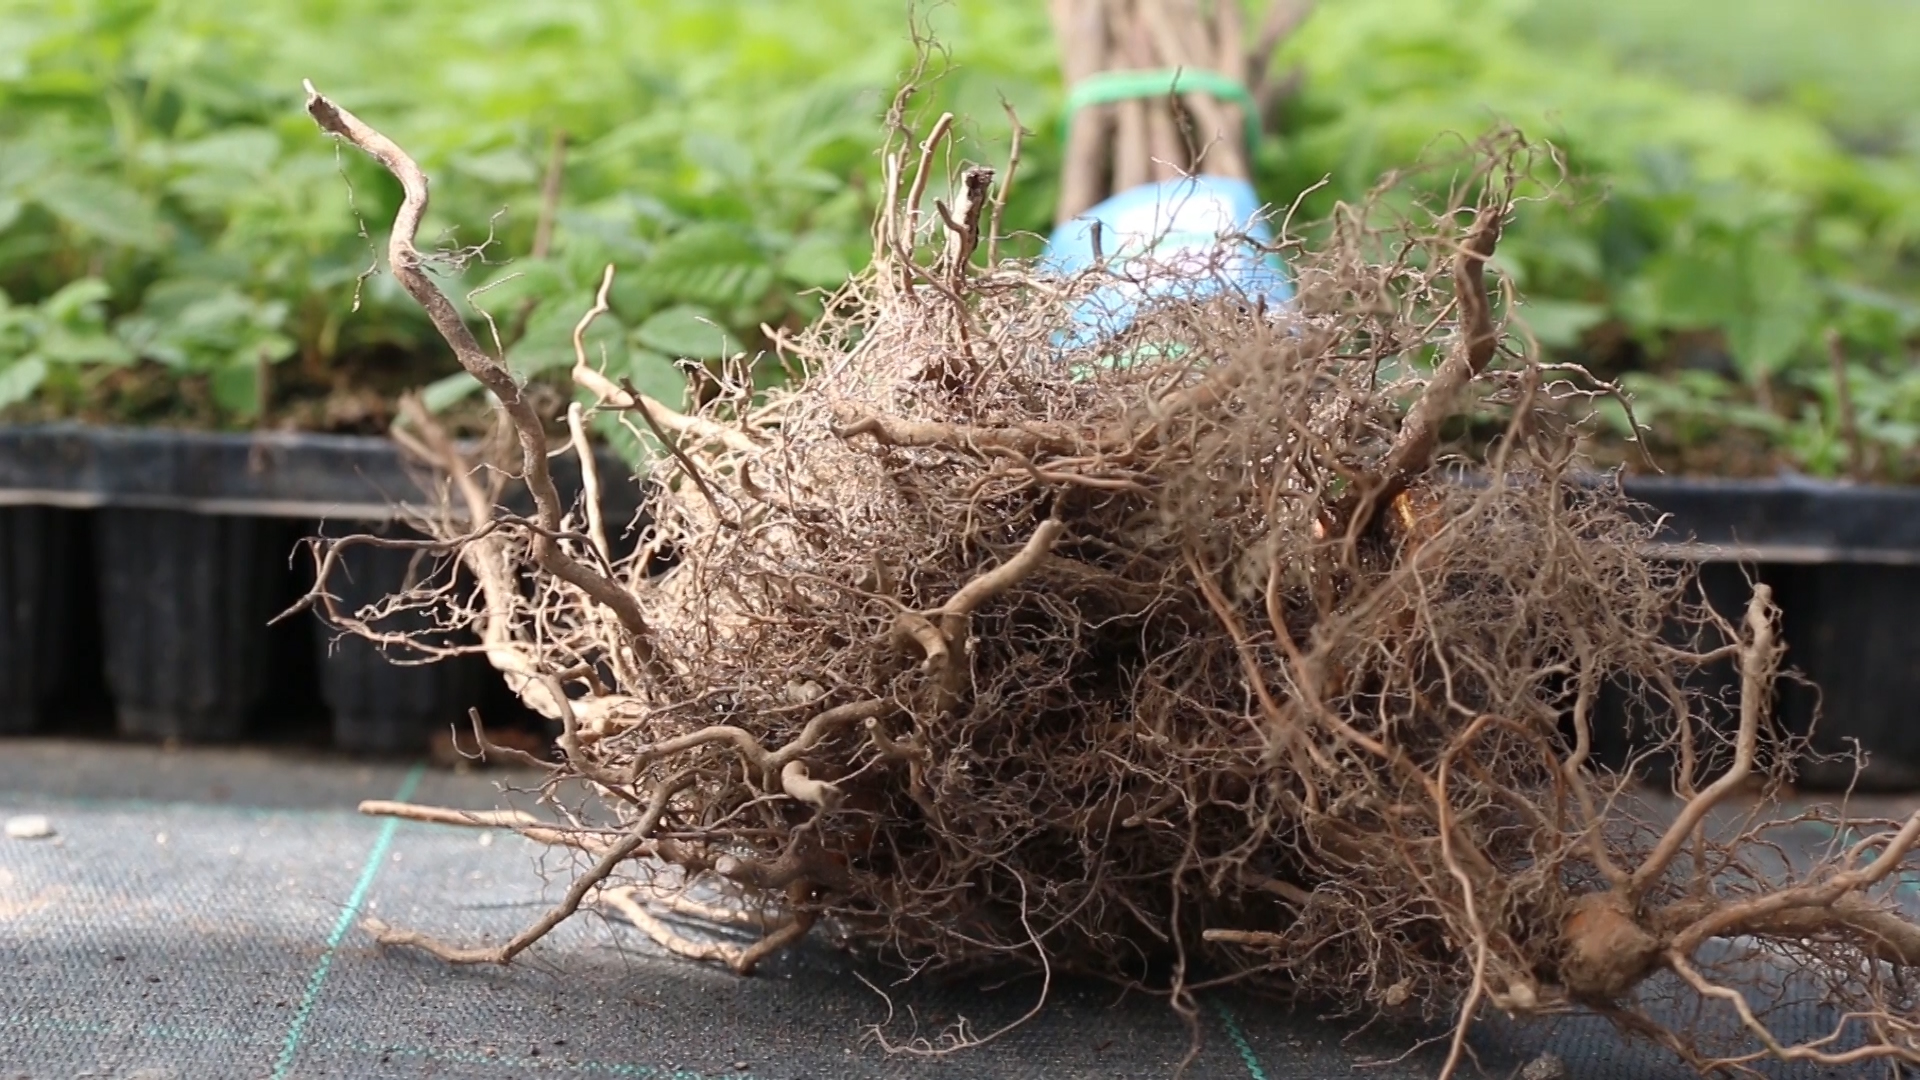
[302,86,1920,1075]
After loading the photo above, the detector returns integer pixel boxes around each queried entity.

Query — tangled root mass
[302,87,1920,1075]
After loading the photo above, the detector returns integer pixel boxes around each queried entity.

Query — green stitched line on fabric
[1800,819,1920,898]
[1211,999,1270,1080]
[271,761,424,1079]
[1064,68,1259,149]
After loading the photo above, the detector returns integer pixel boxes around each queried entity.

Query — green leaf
[42,278,113,322]
[1726,246,1819,377]
[682,132,755,186]
[421,371,484,413]
[119,284,295,373]
[1517,300,1607,348]
[453,147,539,186]
[166,128,281,173]
[590,407,660,468]
[583,348,691,466]
[506,302,626,376]
[211,362,261,420]
[634,305,740,361]
[636,223,771,309]
[33,175,165,250]
[778,234,854,290]
[36,326,133,366]
[468,260,571,316]
[0,357,46,407]
[1629,247,1743,329]
[771,83,873,161]
[0,138,53,194]
[622,348,690,410]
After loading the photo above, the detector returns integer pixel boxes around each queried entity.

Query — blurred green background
[1,0,1916,477]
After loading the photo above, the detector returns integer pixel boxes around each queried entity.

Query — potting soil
[0,739,1896,1079]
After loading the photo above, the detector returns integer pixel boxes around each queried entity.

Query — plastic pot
[312,525,486,755]
[1587,561,1750,781]
[0,506,79,733]
[1621,475,1920,791]
[92,509,290,743]
[1769,563,1920,791]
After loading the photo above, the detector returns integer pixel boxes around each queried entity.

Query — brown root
[304,86,1920,1076]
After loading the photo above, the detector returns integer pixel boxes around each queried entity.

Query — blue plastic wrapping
[1041,176,1293,353]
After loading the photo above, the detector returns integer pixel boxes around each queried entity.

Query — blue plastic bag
[1040,176,1293,354]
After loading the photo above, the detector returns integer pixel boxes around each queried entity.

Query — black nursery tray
[0,423,644,748]
[0,422,644,524]
[0,505,78,734]
[1622,473,1920,565]
[1613,473,1920,790]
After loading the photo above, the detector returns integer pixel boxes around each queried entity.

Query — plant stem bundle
[1051,0,1309,222]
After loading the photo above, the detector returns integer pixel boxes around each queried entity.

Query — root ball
[303,87,1920,1076]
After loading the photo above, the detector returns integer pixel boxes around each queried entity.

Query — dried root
[304,82,1920,1076]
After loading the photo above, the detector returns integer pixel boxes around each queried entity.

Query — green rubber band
[1064,68,1260,152]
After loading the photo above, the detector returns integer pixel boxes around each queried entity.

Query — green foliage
[1264,0,1920,480]
[1518,0,1920,151]
[0,0,1916,480]
[0,0,1046,432]
[0,279,133,407]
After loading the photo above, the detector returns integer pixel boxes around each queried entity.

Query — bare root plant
[297,81,1920,1077]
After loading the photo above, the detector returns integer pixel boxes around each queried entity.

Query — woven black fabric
[0,740,1888,1079]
